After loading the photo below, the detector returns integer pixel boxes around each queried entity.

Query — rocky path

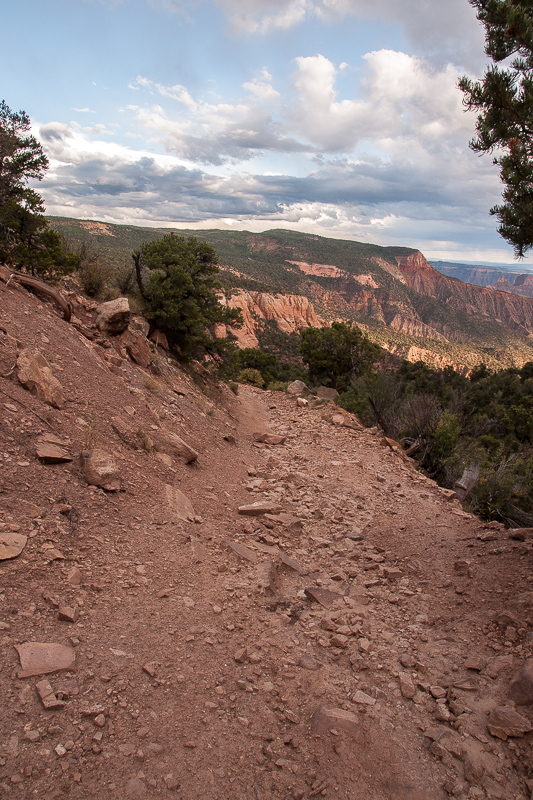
[1,277,532,800]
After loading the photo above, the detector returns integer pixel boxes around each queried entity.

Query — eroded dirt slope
[1,276,532,800]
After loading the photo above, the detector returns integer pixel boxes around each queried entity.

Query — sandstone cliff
[396,253,533,335]
[217,290,324,347]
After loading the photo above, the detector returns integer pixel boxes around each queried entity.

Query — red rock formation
[396,253,533,334]
[217,290,325,348]
[389,315,448,342]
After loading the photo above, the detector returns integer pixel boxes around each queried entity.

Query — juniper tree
[459,1,533,256]
[133,233,242,359]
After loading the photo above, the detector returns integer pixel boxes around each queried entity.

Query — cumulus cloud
[36,44,502,257]
[127,50,475,165]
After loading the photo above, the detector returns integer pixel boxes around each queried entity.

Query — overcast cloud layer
[2,0,525,262]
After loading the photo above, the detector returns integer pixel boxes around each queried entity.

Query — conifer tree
[133,233,242,359]
[459,1,533,256]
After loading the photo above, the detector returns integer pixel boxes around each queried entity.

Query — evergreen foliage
[342,359,533,526]
[132,233,242,359]
[0,101,77,277]
[300,322,381,391]
[459,1,533,256]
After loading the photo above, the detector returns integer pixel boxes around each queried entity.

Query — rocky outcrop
[396,253,533,334]
[389,315,448,342]
[218,291,324,348]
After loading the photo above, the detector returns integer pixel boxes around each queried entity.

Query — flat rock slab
[35,443,73,464]
[311,706,363,741]
[0,531,27,561]
[279,553,308,575]
[487,706,533,739]
[165,484,196,522]
[252,433,287,445]
[238,502,283,516]
[226,540,258,563]
[15,642,76,678]
[265,513,303,532]
[304,586,343,608]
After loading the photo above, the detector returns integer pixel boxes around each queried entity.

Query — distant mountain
[430,260,533,299]
[50,217,533,372]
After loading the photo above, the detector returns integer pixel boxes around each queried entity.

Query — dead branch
[11,274,72,322]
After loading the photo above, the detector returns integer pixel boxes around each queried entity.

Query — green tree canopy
[459,1,533,256]
[133,233,242,359]
[0,100,77,277]
[299,321,381,390]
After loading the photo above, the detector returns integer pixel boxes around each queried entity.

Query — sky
[3,0,530,264]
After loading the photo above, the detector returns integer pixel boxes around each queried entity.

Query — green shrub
[266,380,288,392]
[238,368,264,388]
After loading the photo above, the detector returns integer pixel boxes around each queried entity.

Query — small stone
[352,690,376,706]
[35,679,65,710]
[252,433,288,445]
[464,655,486,672]
[284,709,300,723]
[234,647,248,663]
[430,686,447,699]
[298,654,321,671]
[81,449,121,492]
[165,775,180,790]
[94,714,106,728]
[311,706,363,741]
[137,727,150,738]
[399,673,416,699]
[95,297,130,334]
[67,567,83,586]
[125,777,146,796]
[23,730,40,742]
[58,605,78,623]
[143,662,158,678]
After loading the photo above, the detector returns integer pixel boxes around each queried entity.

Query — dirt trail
[0,275,532,800]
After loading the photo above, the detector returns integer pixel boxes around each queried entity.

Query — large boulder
[95,297,130,335]
[152,430,198,464]
[316,386,339,400]
[286,380,311,397]
[81,449,121,491]
[17,349,64,409]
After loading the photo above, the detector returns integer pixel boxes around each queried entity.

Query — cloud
[128,72,305,164]
[214,0,485,69]
[35,44,502,257]
[127,50,474,166]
